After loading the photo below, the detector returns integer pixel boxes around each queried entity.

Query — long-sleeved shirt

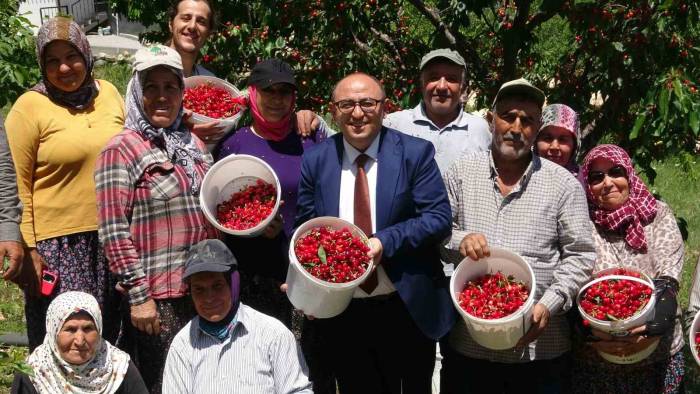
[383,103,491,173]
[0,115,21,242]
[589,200,684,363]
[5,80,125,246]
[95,128,216,305]
[162,304,313,394]
[441,150,596,362]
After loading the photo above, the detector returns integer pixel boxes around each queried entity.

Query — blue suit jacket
[295,127,456,340]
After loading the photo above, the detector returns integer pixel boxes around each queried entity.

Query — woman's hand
[18,248,47,297]
[589,326,658,357]
[262,214,284,239]
[130,299,161,336]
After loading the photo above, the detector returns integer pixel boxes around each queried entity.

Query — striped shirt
[95,128,217,305]
[162,304,313,394]
[441,151,596,362]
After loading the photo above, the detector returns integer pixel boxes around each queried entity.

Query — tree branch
[369,27,406,69]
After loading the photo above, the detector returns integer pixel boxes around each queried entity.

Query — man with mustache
[295,72,454,393]
[439,79,596,393]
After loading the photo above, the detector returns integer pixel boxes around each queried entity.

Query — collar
[195,304,249,343]
[488,150,538,190]
[412,102,468,130]
[342,131,380,164]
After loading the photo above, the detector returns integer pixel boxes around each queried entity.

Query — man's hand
[459,233,490,260]
[368,237,383,266]
[183,111,225,143]
[280,283,315,320]
[295,110,320,137]
[515,303,550,348]
[0,241,24,283]
[131,299,161,336]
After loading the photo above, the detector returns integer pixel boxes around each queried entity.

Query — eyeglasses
[332,98,385,114]
[586,165,627,185]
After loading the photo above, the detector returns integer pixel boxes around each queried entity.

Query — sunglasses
[586,165,627,185]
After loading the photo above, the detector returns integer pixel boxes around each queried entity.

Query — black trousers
[314,293,436,394]
[440,343,572,394]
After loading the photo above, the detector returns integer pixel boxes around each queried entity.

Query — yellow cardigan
[5,80,125,246]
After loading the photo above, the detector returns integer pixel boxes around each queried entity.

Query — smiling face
[536,125,576,167]
[169,0,212,55]
[331,74,385,152]
[488,97,541,162]
[588,158,630,210]
[43,40,87,92]
[255,83,295,123]
[56,313,100,365]
[190,271,232,322]
[420,60,465,121]
[142,66,183,128]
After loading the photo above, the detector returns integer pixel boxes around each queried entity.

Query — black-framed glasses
[332,98,385,114]
[586,165,628,185]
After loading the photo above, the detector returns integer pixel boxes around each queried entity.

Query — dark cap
[248,59,297,89]
[183,239,237,281]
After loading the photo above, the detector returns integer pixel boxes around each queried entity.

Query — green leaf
[605,313,619,321]
[317,245,327,265]
[673,79,684,100]
[275,37,286,49]
[630,114,646,140]
[612,42,624,52]
[690,111,700,135]
[659,88,671,120]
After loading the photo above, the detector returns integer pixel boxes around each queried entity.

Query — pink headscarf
[248,84,296,141]
[580,144,657,251]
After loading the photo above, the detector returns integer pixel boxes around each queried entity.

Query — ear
[486,110,494,124]
[169,19,174,34]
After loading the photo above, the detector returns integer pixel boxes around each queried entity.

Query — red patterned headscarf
[580,144,657,251]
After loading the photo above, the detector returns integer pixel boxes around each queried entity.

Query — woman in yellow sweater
[5,17,123,350]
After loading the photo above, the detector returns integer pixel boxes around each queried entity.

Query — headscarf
[198,271,242,341]
[580,144,657,251]
[248,84,296,141]
[539,104,581,175]
[27,292,130,394]
[124,48,205,194]
[31,17,98,109]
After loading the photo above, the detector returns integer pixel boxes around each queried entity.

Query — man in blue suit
[295,73,455,393]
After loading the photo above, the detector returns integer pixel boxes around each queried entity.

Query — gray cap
[419,48,466,70]
[183,239,237,280]
[492,78,545,108]
[132,45,183,73]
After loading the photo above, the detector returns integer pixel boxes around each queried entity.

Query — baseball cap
[248,59,297,89]
[492,78,545,108]
[183,239,237,281]
[132,45,183,73]
[419,48,466,70]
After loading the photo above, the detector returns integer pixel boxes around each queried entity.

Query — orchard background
[1,0,700,391]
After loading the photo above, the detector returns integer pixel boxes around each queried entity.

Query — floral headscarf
[27,292,130,394]
[539,104,581,175]
[124,47,205,194]
[580,144,657,251]
[31,17,98,109]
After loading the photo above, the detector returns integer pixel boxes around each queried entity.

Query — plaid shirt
[441,151,596,362]
[96,129,216,306]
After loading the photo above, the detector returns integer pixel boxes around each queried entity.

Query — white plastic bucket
[285,217,374,319]
[597,338,660,364]
[576,275,656,336]
[594,266,653,284]
[199,154,281,237]
[449,247,536,350]
[183,75,246,135]
[689,310,700,366]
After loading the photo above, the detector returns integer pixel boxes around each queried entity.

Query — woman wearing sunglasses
[571,144,685,393]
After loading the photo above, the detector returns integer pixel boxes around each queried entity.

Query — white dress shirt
[339,135,396,298]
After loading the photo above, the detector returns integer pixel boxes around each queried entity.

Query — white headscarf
[27,292,130,394]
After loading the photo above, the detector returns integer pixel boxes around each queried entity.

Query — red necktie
[354,154,378,293]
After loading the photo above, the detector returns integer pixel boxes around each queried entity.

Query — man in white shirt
[162,239,312,394]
